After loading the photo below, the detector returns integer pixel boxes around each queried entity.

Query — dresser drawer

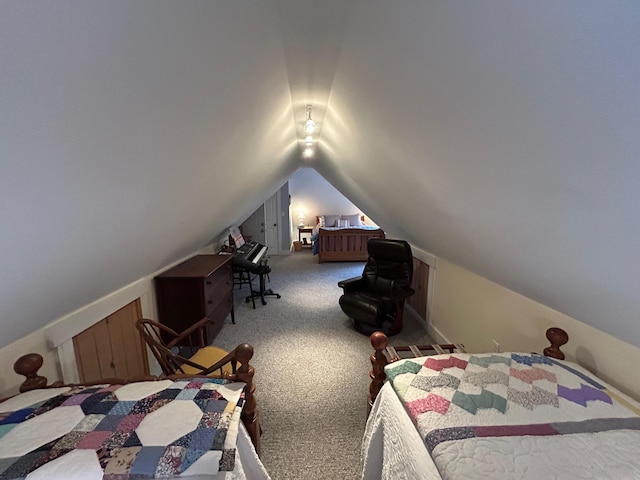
[204,268,232,297]
[206,297,232,342]
[204,282,231,315]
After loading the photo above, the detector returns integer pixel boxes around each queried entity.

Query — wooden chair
[136,318,234,377]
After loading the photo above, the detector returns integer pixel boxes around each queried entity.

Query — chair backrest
[135,319,191,376]
[362,239,413,296]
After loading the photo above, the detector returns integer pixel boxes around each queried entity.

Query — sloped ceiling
[1,1,639,349]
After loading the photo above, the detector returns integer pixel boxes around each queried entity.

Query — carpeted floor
[214,250,435,480]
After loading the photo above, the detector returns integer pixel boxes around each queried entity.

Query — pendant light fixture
[302,105,316,158]
[304,105,316,135]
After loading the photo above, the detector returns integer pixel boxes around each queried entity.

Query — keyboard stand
[245,264,281,306]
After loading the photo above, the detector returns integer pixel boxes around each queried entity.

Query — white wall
[0,2,298,349]
[319,1,640,349]
[288,167,376,242]
[430,258,640,400]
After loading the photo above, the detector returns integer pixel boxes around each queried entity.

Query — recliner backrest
[362,239,413,296]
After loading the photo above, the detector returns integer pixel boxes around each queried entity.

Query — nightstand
[297,225,314,247]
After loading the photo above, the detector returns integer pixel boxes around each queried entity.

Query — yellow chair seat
[180,346,233,376]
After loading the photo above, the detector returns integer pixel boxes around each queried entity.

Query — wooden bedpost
[13,353,48,393]
[233,343,262,456]
[368,331,389,415]
[543,327,569,360]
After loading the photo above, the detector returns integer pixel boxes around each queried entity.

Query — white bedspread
[361,382,442,480]
[432,428,640,480]
[362,354,640,480]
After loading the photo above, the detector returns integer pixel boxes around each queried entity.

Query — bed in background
[0,345,269,480]
[312,214,385,263]
[362,328,640,480]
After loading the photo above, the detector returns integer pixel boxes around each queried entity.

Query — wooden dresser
[155,254,234,345]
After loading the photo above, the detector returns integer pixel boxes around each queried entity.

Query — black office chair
[338,239,414,336]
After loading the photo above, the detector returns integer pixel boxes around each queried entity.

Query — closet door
[241,206,265,245]
[263,191,280,254]
[73,298,149,382]
[241,190,282,253]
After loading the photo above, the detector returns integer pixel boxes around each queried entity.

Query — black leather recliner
[338,238,415,336]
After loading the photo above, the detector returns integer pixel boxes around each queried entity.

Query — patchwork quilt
[386,352,640,480]
[0,378,247,479]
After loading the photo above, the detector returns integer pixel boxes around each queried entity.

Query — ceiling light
[305,121,316,135]
[304,105,316,135]
[303,147,314,158]
[305,135,313,146]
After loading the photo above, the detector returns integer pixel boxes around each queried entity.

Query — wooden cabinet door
[408,258,429,321]
[73,298,149,382]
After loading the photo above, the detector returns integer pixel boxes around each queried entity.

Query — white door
[264,191,280,254]
[241,207,265,245]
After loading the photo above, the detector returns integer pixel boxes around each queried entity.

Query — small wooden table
[297,225,314,247]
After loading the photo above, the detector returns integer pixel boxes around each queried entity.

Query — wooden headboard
[315,215,366,225]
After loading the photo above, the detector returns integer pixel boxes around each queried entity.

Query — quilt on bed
[386,352,640,479]
[0,378,247,479]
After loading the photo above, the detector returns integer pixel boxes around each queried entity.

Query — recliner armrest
[381,287,415,303]
[338,276,366,293]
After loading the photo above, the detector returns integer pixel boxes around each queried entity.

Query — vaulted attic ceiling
[1,1,639,349]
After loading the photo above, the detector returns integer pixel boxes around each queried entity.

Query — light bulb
[304,119,316,135]
[303,147,314,158]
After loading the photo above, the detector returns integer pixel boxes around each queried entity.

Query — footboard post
[368,331,389,415]
[543,327,569,360]
[14,353,48,393]
[233,343,262,456]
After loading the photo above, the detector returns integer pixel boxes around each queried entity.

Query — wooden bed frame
[11,342,263,455]
[367,327,569,413]
[314,216,385,262]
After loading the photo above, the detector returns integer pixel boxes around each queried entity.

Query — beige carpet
[214,250,435,480]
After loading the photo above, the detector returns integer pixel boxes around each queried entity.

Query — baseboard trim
[405,305,428,334]
[405,306,454,345]
[426,323,453,345]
